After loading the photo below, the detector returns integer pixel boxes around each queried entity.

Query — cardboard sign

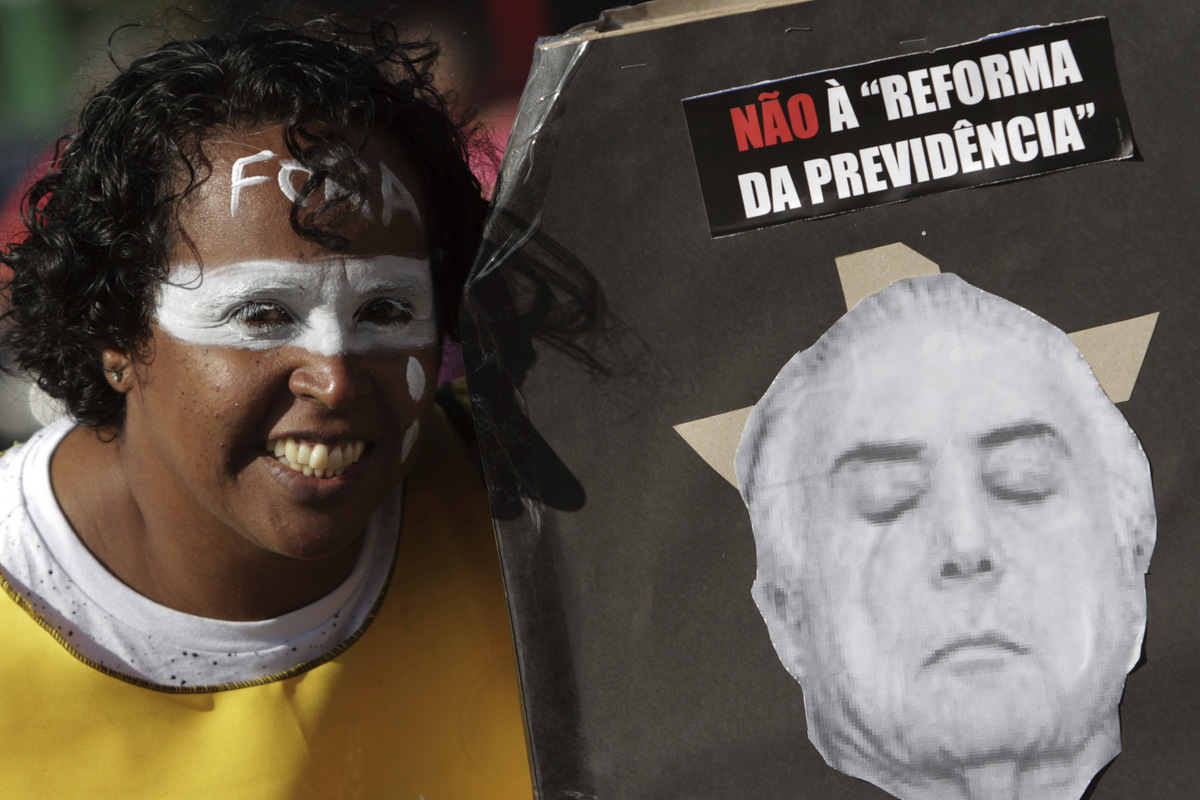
[463,1,1196,797]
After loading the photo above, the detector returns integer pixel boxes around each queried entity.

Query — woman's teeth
[266,437,365,478]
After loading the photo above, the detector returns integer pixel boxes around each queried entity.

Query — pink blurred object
[439,336,466,383]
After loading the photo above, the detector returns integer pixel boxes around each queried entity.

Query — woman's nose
[287,352,369,409]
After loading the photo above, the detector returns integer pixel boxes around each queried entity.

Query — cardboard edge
[543,0,813,48]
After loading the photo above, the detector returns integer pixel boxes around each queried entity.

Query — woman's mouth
[265,437,366,478]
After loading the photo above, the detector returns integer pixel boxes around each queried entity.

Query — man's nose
[288,351,369,409]
[929,462,1003,590]
[933,544,1002,589]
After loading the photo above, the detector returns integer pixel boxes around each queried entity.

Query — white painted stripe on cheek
[407,357,426,402]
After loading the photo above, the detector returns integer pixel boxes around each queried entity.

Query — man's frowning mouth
[922,632,1031,668]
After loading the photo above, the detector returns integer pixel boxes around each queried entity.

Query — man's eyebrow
[832,441,926,471]
[976,421,1062,450]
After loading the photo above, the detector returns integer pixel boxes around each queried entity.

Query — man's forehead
[845,312,1045,367]
[740,276,1120,495]
[799,316,1048,415]
[750,367,1021,495]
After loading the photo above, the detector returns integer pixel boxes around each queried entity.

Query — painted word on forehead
[155,256,437,355]
[228,149,420,228]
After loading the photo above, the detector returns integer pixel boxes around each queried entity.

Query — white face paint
[400,419,420,463]
[154,256,437,355]
[380,161,422,227]
[229,150,276,217]
[228,149,422,229]
[406,356,426,402]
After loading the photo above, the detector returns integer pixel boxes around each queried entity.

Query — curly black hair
[1,19,487,430]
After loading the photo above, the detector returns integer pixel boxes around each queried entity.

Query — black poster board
[461,1,1200,797]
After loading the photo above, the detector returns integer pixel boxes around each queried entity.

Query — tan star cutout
[674,243,1159,488]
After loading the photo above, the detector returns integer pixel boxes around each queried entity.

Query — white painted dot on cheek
[407,356,426,402]
[401,420,420,463]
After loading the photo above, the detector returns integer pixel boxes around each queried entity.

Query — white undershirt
[0,418,400,689]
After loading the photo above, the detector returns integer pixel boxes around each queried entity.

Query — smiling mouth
[922,633,1031,668]
[265,437,366,479]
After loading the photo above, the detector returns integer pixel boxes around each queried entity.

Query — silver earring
[110,370,122,383]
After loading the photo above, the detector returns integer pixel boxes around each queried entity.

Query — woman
[0,21,530,798]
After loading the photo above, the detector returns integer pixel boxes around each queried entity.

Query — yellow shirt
[0,412,532,799]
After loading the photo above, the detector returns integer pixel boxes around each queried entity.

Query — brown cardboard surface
[1068,312,1159,403]
[673,406,753,487]
[836,242,941,308]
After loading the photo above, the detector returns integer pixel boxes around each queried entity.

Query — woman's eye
[232,302,293,330]
[357,298,415,326]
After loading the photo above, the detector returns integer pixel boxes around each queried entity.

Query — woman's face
[117,126,439,561]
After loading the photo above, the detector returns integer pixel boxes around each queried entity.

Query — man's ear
[1127,509,1156,577]
[753,578,810,683]
[101,349,133,394]
[1113,471,1156,579]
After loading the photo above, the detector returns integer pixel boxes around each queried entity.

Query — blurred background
[0,0,616,441]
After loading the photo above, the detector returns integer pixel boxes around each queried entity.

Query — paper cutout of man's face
[736,275,1154,800]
